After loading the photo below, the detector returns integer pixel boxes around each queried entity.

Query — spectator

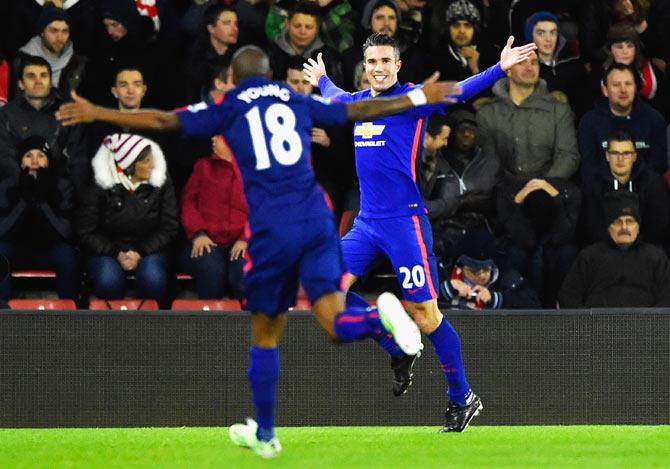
[266,0,356,54]
[12,4,88,100]
[434,0,498,82]
[578,63,667,179]
[0,56,88,195]
[269,2,344,87]
[439,228,540,309]
[580,130,669,247]
[77,134,178,307]
[284,56,355,218]
[183,2,239,103]
[180,135,248,299]
[524,11,589,119]
[476,50,580,182]
[421,111,500,261]
[342,0,432,89]
[559,191,670,308]
[0,136,79,302]
[598,22,669,118]
[496,177,581,307]
[352,61,371,91]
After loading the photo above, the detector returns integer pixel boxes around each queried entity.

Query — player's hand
[499,36,538,72]
[473,285,492,304]
[421,72,462,104]
[191,234,217,258]
[55,91,98,126]
[303,52,327,87]
[450,279,471,298]
[311,128,331,147]
[230,239,247,261]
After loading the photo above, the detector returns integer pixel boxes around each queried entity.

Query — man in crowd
[559,191,670,308]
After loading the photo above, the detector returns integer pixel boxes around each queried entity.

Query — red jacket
[181,154,248,246]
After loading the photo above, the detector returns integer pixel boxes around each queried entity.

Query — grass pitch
[0,426,668,468]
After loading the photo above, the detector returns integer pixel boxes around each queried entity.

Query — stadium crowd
[1,0,670,309]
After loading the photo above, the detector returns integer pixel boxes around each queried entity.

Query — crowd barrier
[0,308,668,427]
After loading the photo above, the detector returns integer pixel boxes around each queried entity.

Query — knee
[136,255,169,288]
[89,257,124,296]
[407,302,442,333]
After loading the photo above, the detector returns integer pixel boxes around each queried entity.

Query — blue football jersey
[177,76,349,232]
[319,63,504,219]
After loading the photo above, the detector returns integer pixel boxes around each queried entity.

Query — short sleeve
[176,100,232,138]
[305,94,349,127]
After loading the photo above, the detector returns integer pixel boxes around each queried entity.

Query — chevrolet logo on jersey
[354,122,385,139]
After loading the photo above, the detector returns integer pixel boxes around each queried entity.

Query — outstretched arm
[457,37,537,102]
[56,91,182,131]
[304,53,354,102]
[345,72,460,121]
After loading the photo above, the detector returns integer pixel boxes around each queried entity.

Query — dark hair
[372,0,399,16]
[286,55,307,73]
[606,129,635,149]
[426,114,450,137]
[287,2,321,22]
[113,65,145,85]
[207,56,232,90]
[362,33,400,60]
[19,55,52,79]
[602,62,641,88]
[203,2,236,28]
[124,145,152,177]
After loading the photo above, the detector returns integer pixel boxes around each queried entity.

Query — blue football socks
[248,346,279,442]
[428,317,471,405]
[346,291,405,358]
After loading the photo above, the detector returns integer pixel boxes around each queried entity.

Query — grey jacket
[476,78,580,181]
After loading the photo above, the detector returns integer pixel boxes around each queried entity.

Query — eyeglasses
[606,150,636,159]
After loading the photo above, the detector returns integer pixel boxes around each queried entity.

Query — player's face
[42,20,70,55]
[104,18,127,42]
[449,20,474,47]
[112,70,147,110]
[19,65,51,99]
[370,5,397,37]
[364,45,401,95]
[608,215,639,247]
[287,13,319,50]
[532,21,558,58]
[285,68,314,96]
[603,69,636,113]
[610,41,636,66]
[606,139,637,178]
[208,11,239,46]
[507,53,540,87]
[20,149,49,177]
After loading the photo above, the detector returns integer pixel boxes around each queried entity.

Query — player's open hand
[303,52,327,87]
[499,36,537,72]
[56,91,98,126]
[421,72,462,104]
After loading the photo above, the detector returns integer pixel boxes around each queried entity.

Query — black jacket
[559,238,670,308]
[579,157,669,247]
[76,143,178,257]
[0,92,89,195]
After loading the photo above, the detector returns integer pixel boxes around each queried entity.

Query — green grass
[0,426,668,468]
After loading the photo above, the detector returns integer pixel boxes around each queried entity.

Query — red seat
[88,299,159,310]
[176,273,193,281]
[291,298,311,310]
[10,270,56,278]
[171,299,241,311]
[9,299,76,310]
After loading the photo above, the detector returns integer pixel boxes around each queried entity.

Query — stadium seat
[88,299,159,311]
[176,273,193,281]
[291,298,311,310]
[171,299,241,311]
[10,270,57,278]
[8,298,76,310]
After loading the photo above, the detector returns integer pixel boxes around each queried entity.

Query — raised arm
[304,53,354,102]
[344,73,461,121]
[56,91,182,131]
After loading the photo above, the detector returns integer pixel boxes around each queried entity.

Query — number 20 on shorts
[399,265,426,289]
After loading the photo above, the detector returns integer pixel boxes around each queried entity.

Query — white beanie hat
[103,133,152,170]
